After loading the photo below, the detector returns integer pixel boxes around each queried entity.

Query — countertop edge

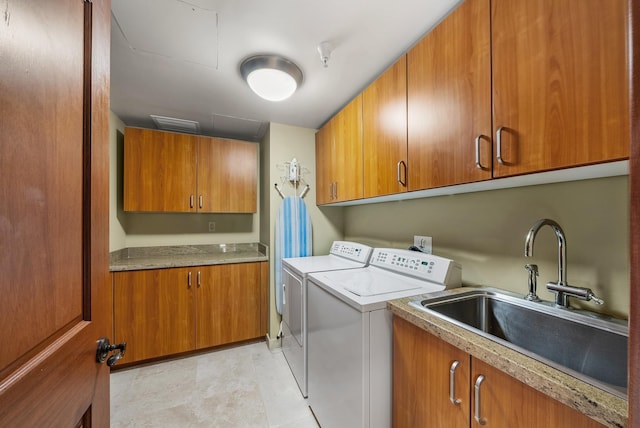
[388,295,628,428]
[109,243,269,272]
[110,255,268,272]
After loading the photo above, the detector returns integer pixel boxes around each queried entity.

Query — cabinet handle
[475,135,486,170]
[449,360,462,405]
[190,194,194,208]
[334,182,338,200]
[474,375,487,425]
[197,271,201,287]
[199,194,203,209]
[188,272,192,287]
[397,161,407,186]
[496,126,506,165]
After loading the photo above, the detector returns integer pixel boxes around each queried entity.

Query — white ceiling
[110,0,461,141]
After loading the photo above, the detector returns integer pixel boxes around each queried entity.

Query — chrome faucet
[524,219,603,308]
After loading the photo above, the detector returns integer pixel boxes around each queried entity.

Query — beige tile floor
[110,341,319,427]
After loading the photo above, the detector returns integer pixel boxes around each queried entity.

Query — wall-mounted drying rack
[275,183,310,199]
[275,157,310,199]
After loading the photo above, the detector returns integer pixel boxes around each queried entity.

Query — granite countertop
[388,288,628,428]
[110,243,268,271]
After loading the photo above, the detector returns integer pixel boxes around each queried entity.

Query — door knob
[96,337,127,367]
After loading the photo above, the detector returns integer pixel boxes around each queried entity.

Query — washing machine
[307,248,461,428]
[281,240,373,398]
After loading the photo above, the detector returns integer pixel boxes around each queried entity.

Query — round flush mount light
[240,55,303,102]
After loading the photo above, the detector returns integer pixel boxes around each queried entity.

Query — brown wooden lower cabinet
[113,261,267,365]
[393,316,604,428]
[196,262,261,349]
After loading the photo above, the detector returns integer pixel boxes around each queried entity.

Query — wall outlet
[208,222,216,232]
[413,235,432,254]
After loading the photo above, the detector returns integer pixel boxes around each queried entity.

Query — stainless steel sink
[410,289,628,398]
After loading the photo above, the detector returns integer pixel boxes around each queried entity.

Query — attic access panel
[212,114,269,142]
[111,0,218,69]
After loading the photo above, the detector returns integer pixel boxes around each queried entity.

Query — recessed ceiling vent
[151,115,200,134]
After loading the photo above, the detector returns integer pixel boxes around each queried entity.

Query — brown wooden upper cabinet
[407,0,492,190]
[315,118,334,205]
[315,95,364,204]
[363,57,408,198]
[316,0,629,204]
[491,0,628,177]
[124,127,257,212]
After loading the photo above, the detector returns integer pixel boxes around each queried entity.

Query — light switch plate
[413,235,432,254]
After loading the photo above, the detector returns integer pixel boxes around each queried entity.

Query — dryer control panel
[371,248,462,288]
[329,241,373,264]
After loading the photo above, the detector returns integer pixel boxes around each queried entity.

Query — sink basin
[410,289,628,398]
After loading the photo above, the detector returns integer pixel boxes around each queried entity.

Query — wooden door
[196,263,262,349]
[198,137,258,213]
[363,57,408,197]
[124,127,197,212]
[393,317,470,428]
[471,358,604,427]
[315,119,334,205]
[629,1,640,425]
[491,0,629,177]
[408,0,492,190]
[113,268,195,363]
[333,94,364,202]
[0,0,111,426]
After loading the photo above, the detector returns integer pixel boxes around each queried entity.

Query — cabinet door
[315,119,334,205]
[124,127,197,212]
[471,358,604,427]
[363,57,408,198]
[198,137,257,213]
[196,263,262,349]
[259,261,269,335]
[113,268,195,363]
[333,94,364,202]
[492,0,628,177]
[393,317,470,428]
[408,0,492,190]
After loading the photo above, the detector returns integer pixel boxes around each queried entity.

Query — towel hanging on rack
[274,195,312,315]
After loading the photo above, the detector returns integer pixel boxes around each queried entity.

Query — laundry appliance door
[282,266,306,396]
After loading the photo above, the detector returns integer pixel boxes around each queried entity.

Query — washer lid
[344,281,421,297]
[283,254,366,276]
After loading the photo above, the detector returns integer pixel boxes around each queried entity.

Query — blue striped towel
[274,195,312,315]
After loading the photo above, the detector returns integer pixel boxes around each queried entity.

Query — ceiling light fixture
[240,55,303,102]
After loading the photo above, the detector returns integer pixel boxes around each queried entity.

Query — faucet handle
[524,264,539,275]
[587,292,604,305]
[547,282,605,306]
